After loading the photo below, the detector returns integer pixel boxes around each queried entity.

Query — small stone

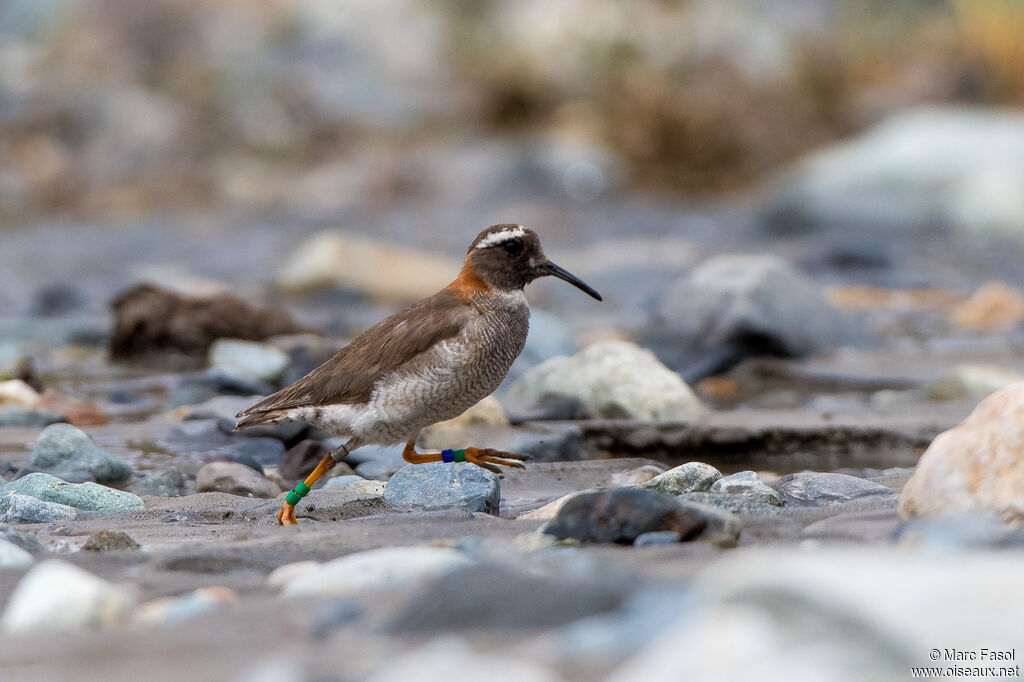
[542,488,707,544]
[208,339,289,383]
[29,423,131,484]
[634,530,682,547]
[900,381,1024,523]
[950,281,1024,331]
[281,547,472,598]
[506,341,704,421]
[0,473,144,512]
[674,498,744,548]
[34,389,108,427]
[709,471,784,506]
[195,461,281,498]
[775,472,895,507]
[383,462,500,514]
[134,587,236,625]
[0,407,67,428]
[1,559,135,632]
[0,524,45,553]
[322,475,368,489]
[82,530,139,552]
[682,491,783,517]
[600,464,666,488]
[0,538,33,568]
[129,468,186,497]
[0,379,40,408]
[641,462,722,495]
[0,493,78,523]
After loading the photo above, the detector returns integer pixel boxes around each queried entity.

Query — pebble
[600,464,666,487]
[633,530,683,547]
[0,538,33,568]
[506,341,704,421]
[281,546,473,598]
[541,488,707,544]
[1,559,136,632]
[774,472,895,507]
[82,530,140,551]
[709,470,784,506]
[950,281,1024,331]
[0,379,40,407]
[129,468,186,497]
[640,462,722,495]
[208,339,289,383]
[0,524,45,553]
[0,406,68,428]
[0,473,145,512]
[135,586,237,625]
[682,491,783,517]
[383,462,501,514]
[28,423,132,484]
[901,381,1024,523]
[674,498,744,548]
[0,492,79,523]
[195,461,282,498]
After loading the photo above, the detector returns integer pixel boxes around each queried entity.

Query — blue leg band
[441,449,454,463]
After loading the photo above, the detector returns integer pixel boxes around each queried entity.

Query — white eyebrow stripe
[475,226,527,249]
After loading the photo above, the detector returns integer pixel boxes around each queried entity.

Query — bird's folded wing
[236,290,471,419]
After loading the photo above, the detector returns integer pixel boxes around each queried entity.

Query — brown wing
[235,289,471,427]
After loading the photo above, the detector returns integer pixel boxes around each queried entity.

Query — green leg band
[453,449,465,462]
[285,481,311,506]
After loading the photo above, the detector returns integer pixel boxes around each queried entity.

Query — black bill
[542,261,603,301]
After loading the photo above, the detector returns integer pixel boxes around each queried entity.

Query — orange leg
[401,440,529,475]
[277,453,336,526]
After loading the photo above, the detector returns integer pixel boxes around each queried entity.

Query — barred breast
[353,291,530,445]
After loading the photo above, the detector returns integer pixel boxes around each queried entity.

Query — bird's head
[465,224,602,300]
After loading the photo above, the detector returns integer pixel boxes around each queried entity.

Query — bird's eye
[502,239,523,255]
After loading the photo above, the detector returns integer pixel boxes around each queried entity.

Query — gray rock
[385,563,627,632]
[674,498,743,548]
[383,462,500,514]
[322,475,367,489]
[654,255,862,372]
[682,491,783,517]
[641,462,721,495]
[0,473,144,512]
[28,424,131,484]
[542,488,707,545]
[195,461,281,498]
[0,407,68,428]
[633,531,682,547]
[0,493,78,524]
[760,106,1024,239]
[82,530,139,552]
[129,469,186,497]
[0,539,33,568]
[208,339,289,383]
[775,472,896,507]
[506,341,703,421]
[217,438,285,470]
[709,470,784,506]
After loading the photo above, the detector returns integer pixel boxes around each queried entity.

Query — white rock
[0,379,40,408]
[506,341,703,420]
[208,339,289,383]
[281,546,472,598]
[0,538,33,568]
[277,231,460,303]
[366,635,560,682]
[1,559,135,632]
[266,561,321,589]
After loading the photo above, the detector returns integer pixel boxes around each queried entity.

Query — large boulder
[506,341,703,421]
[649,254,861,377]
[0,473,145,512]
[900,382,1024,523]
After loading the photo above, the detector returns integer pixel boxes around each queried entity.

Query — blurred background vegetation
[2,0,1024,222]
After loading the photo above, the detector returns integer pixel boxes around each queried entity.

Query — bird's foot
[277,500,298,526]
[462,447,529,475]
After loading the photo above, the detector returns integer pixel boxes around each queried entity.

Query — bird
[235,224,602,525]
